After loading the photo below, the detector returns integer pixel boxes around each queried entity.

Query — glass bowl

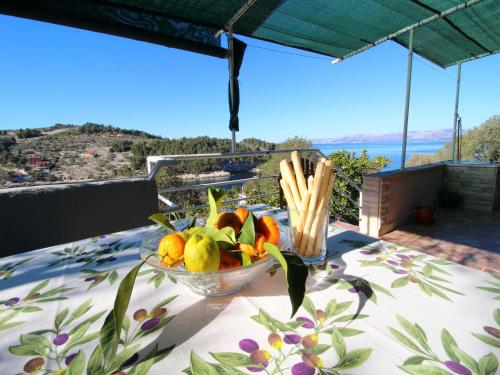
[140,221,290,296]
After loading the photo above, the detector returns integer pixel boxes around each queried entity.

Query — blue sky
[0,14,498,143]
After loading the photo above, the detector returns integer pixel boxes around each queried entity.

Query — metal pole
[451,63,462,161]
[400,28,414,170]
[228,28,236,153]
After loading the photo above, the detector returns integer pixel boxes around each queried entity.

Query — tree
[407,115,499,167]
[328,150,390,224]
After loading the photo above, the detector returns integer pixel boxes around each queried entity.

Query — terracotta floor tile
[380,209,500,276]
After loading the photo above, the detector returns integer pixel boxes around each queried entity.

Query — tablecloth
[0,206,498,375]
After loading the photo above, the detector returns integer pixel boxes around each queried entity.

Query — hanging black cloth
[228,38,247,132]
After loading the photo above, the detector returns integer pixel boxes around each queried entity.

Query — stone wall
[443,163,500,212]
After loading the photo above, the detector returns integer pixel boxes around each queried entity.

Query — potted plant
[415,205,434,225]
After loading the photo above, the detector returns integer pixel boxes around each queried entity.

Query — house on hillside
[81,150,97,158]
[26,154,50,171]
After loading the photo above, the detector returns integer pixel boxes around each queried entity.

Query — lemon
[184,234,220,272]
[186,226,203,235]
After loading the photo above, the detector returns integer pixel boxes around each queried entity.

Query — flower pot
[415,208,433,225]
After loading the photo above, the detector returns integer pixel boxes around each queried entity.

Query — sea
[181,141,445,190]
[315,141,446,171]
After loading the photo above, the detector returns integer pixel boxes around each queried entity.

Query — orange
[157,233,186,264]
[214,212,242,234]
[256,216,280,244]
[234,207,249,225]
[238,243,256,257]
[254,233,266,254]
[219,251,242,270]
[162,255,182,268]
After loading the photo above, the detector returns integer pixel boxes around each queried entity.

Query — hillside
[313,128,454,144]
[0,123,275,186]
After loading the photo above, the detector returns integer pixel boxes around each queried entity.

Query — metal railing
[147,148,362,222]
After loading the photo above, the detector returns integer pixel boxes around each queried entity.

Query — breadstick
[291,151,307,200]
[298,159,325,253]
[295,191,311,253]
[307,167,335,256]
[280,178,298,238]
[307,175,314,192]
[280,159,302,210]
[313,174,335,256]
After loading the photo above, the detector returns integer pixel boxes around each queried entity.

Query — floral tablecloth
[1,206,498,375]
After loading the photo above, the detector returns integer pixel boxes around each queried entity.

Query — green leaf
[129,345,174,375]
[392,275,410,288]
[149,213,175,231]
[20,333,50,348]
[452,345,480,375]
[238,212,255,246]
[336,327,364,337]
[264,243,307,317]
[20,306,42,313]
[109,270,119,285]
[403,356,427,365]
[69,311,106,335]
[206,188,226,228]
[210,352,253,367]
[494,309,500,326]
[396,315,428,350]
[426,284,452,301]
[369,281,395,297]
[108,345,141,372]
[389,327,421,352]
[325,299,337,318]
[67,299,93,326]
[67,350,86,375]
[422,264,433,277]
[240,252,251,267]
[309,344,330,355]
[99,261,144,368]
[64,332,100,355]
[333,301,353,316]
[190,351,219,375]
[478,352,498,375]
[441,329,460,363]
[419,282,433,297]
[152,295,178,311]
[55,307,69,331]
[472,333,500,348]
[26,279,49,297]
[331,326,346,360]
[334,348,372,369]
[87,345,104,375]
[0,321,25,331]
[333,314,368,323]
[427,264,451,276]
[9,343,48,356]
[301,296,316,319]
[400,364,453,374]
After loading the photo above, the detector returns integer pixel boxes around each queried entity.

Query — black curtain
[228,38,247,132]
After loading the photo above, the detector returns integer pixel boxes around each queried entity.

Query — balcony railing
[147,148,361,222]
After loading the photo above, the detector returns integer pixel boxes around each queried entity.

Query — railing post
[400,28,415,170]
[451,63,462,161]
[228,28,237,153]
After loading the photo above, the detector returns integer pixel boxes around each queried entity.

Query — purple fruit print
[444,361,472,375]
[4,297,20,306]
[283,334,301,344]
[296,317,314,328]
[239,338,259,353]
[141,317,160,330]
[53,333,69,346]
[291,362,315,375]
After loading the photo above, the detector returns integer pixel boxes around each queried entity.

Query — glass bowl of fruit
[140,191,290,296]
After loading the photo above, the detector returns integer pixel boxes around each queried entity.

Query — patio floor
[379,209,500,275]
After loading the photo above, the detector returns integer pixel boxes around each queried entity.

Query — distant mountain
[313,129,455,144]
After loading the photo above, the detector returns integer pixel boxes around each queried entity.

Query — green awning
[1,0,499,67]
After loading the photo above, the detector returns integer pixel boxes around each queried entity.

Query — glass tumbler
[287,206,329,263]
